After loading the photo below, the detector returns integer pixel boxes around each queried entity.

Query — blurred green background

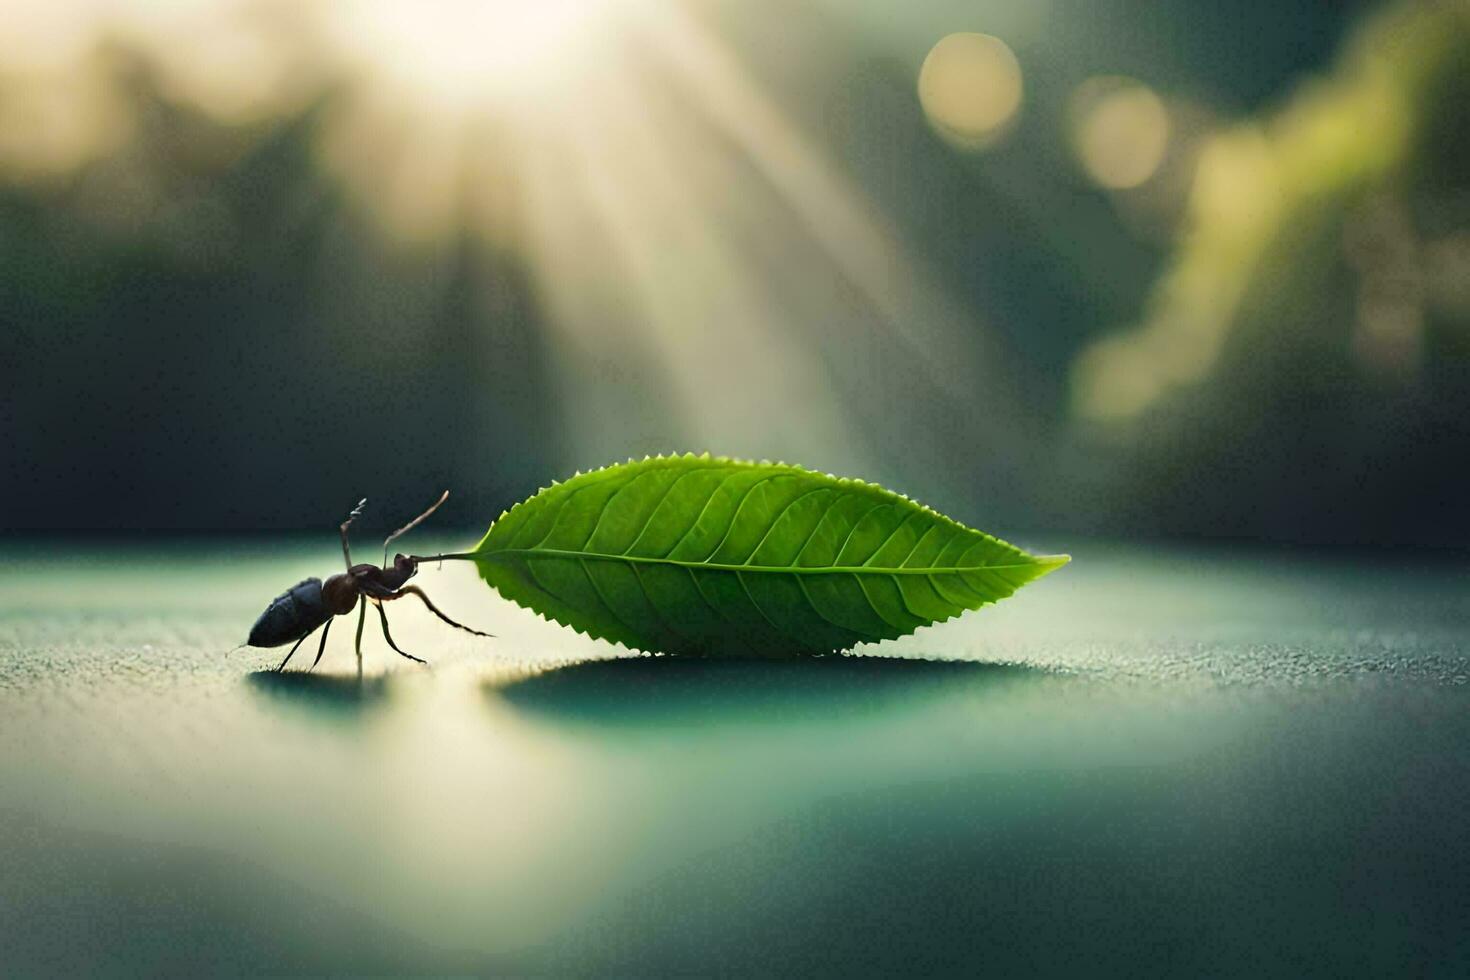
[5,0,1468,546]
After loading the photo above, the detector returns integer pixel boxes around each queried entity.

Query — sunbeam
[331,0,620,110]
[299,0,1025,486]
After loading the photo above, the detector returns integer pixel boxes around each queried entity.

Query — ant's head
[352,552,418,592]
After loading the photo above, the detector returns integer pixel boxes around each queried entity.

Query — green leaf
[443,455,1068,657]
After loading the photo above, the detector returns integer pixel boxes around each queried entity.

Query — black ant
[245,491,491,672]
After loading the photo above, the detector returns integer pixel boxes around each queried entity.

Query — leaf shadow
[245,669,392,721]
[488,655,1058,728]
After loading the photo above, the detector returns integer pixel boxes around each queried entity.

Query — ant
[245,491,491,672]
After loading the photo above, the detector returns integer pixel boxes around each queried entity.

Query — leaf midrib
[459,547,1069,576]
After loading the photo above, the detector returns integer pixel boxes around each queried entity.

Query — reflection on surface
[491,655,1054,725]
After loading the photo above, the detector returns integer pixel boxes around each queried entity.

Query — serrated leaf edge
[459,454,1068,656]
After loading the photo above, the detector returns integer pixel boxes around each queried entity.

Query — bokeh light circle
[917,32,1023,149]
[1070,76,1170,189]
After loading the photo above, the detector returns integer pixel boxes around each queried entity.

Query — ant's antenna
[385,490,449,564]
[341,498,367,568]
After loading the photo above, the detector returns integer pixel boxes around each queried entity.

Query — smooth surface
[1,536,1467,976]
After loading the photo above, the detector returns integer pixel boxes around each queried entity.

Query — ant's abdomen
[247,577,331,647]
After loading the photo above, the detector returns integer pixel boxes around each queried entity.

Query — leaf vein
[853,573,908,632]
[734,570,790,643]
[511,490,574,550]
[796,576,883,643]
[579,469,661,551]
[480,548,1059,576]
[620,467,706,556]
[862,511,921,567]
[791,490,845,565]
[899,524,940,568]
[530,482,598,551]
[889,573,933,623]
[831,501,891,565]
[661,469,741,558]
[686,567,732,623]
[629,562,697,649]
[740,487,831,564]
[575,558,643,645]
[700,474,782,563]
[929,575,979,611]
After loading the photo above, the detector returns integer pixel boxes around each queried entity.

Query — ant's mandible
[245,491,492,672]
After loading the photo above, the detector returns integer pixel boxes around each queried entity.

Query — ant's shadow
[489,655,1055,727]
[245,670,391,719]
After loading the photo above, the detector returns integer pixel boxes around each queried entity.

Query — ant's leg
[275,628,314,673]
[339,498,367,570]
[307,618,333,672]
[397,585,494,638]
[353,596,366,668]
[375,601,427,664]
